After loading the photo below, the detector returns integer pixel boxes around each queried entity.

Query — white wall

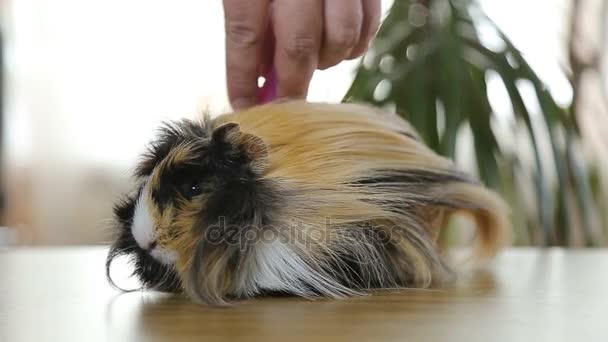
[4,0,602,244]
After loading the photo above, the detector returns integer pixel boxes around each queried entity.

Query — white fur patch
[131,189,155,250]
[252,242,307,292]
[242,240,354,298]
[131,186,177,265]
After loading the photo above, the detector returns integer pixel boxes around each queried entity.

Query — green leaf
[343,0,603,247]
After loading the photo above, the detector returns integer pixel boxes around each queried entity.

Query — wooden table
[1,247,607,342]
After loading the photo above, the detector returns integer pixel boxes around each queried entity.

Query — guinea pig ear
[211,122,269,173]
[211,122,240,142]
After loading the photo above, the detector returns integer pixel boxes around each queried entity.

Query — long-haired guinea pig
[107,101,510,306]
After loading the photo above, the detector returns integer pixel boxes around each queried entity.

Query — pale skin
[223,0,382,109]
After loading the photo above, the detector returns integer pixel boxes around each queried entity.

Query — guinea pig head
[106,119,270,303]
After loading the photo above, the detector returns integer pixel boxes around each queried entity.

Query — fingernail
[232,98,255,110]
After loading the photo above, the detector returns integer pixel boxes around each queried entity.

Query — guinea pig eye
[179,181,203,200]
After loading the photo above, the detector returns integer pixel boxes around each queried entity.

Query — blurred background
[0,0,606,247]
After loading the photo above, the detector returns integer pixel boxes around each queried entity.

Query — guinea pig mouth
[134,246,182,292]
[109,188,182,293]
[148,245,178,266]
[106,237,182,293]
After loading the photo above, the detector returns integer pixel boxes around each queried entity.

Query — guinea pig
[106,101,510,306]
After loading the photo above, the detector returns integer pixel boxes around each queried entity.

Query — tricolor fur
[107,101,510,305]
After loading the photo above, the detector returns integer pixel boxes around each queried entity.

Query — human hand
[223,0,382,109]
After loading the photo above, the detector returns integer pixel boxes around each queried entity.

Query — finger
[223,0,270,109]
[348,0,382,59]
[259,23,275,78]
[272,0,323,99]
[318,0,363,70]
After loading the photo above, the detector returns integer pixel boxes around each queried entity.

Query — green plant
[345,0,605,246]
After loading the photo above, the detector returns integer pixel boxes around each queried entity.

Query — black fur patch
[187,179,281,304]
[193,179,279,263]
[316,219,450,291]
[353,169,476,186]
[135,120,209,178]
[145,121,258,213]
[310,223,402,291]
[400,131,419,141]
[151,154,211,212]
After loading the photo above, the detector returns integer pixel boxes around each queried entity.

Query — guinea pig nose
[148,240,158,250]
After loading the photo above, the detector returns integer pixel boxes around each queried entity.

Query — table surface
[1,247,607,342]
